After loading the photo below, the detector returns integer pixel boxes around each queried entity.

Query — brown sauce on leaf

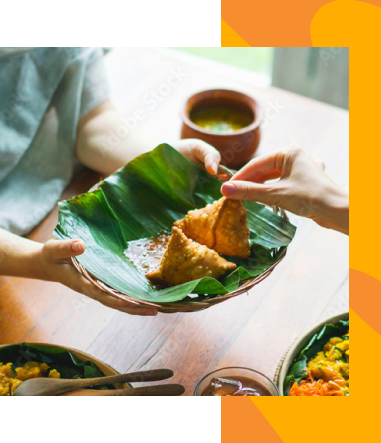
[124,233,171,288]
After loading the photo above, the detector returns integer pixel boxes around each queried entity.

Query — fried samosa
[213,199,251,258]
[147,227,236,286]
[174,198,224,249]
[174,197,251,259]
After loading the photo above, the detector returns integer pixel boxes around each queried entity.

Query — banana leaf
[0,343,112,389]
[54,144,296,304]
[283,319,349,395]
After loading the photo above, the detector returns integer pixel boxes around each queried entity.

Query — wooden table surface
[0,48,349,395]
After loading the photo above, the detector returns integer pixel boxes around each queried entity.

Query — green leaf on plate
[54,144,296,304]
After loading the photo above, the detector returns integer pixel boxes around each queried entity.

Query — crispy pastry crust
[147,227,236,286]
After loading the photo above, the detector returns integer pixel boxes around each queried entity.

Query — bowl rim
[182,88,262,137]
[274,311,349,396]
[194,365,280,396]
[0,342,130,390]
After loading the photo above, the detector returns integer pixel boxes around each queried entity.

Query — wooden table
[0,48,349,395]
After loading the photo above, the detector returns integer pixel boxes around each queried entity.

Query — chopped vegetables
[289,332,349,396]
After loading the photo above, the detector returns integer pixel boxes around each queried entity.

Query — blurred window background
[169,47,349,109]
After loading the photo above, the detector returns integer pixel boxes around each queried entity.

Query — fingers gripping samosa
[147,227,236,286]
[174,197,251,259]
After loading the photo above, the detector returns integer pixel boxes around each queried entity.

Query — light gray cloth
[0,48,34,57]
[0,47,109,235]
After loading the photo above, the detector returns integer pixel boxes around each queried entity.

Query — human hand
[221,145,349,234]
[37,239,158,316]
[172,138,221,175]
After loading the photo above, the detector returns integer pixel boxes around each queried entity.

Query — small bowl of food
[0,342,129,396]
[274,312,349,396]
[181,89,262,168]
[194,367,279,396]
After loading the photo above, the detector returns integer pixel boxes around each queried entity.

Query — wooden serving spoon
[62,384,185,396]
[14,369,174,396]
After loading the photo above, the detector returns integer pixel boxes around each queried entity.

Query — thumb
[221,181,279,206]
[44,239,86,260]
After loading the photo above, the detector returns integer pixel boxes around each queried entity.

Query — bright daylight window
[168,47,274,87]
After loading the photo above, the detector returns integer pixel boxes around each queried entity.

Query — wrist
[313,185,349,234]
[0,229,58,280]
[17,240,56,281]
[22,242,50,280]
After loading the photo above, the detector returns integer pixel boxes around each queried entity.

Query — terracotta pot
[181,89,261,168]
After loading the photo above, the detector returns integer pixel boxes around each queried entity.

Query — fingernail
[72,241,83,253]
[211,162,218,175]
[222,183,236,196]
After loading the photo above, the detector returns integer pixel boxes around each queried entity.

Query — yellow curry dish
[190,107,253,134]
[0,361,60,396]
[290,331,349,396]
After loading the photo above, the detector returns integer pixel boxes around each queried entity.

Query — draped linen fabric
[0,47,109,235]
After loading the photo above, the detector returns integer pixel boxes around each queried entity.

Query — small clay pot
[181,89,261,168]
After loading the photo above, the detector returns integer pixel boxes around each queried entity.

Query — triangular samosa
[147,227,236,286]
[174,197,250,259]
[213,198,251,258]
[174,198,224,249]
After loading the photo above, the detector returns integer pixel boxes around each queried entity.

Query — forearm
[0,228,45,279]
[76,101,158,176]
[0,228,158,315]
